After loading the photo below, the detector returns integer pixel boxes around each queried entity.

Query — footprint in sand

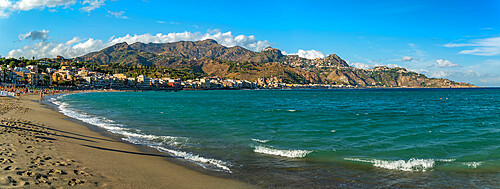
[0,158,14,164]
[68,178,85,186]
[48,169,67,175]
[0,176,22,186]
[74,170,92,176]
[1,176,30,186]
[3,166,16,171]
[53,161,70,166]
[17,170,36,177]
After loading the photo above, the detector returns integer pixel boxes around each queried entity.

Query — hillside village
[0,56,347,90]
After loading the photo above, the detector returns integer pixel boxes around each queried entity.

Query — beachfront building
[150,78,160,87]
[181,80,199,88]
[127,77,138,87]
[12,67,40,86]
[52,70,74,85]
[113,73,127,80]
[0,69,16,84]
[26,65,38,73]
[0,60,293,89]
[137,75,151,88]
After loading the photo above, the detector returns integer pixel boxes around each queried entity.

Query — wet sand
[0,94,255,188]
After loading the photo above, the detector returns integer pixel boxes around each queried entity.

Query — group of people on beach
[0,86,63,98]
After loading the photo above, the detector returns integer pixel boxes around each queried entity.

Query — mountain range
[73,39,475,88]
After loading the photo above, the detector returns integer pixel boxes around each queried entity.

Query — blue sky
[1,0,499,86]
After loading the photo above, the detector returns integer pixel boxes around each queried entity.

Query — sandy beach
[0,94,255,188]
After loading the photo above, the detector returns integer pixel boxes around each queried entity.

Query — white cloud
[466,59,500,73]
[408,68,429,73]
[407,59,500,86]
[0,10,9,18]
[106,30,270,52]
[436,59,460,68]
[12,0,76,11]
[429,70,449,78]
[0,11,8,17]
[65,36,80,45]
[285,49,326,59]
[445,36,500,56]
[8,30,272,58]
[0,0,10,8]
[351,62,371,69]
[413,69,453,79]
[373,63,402,68]
[18,29,49,41]
[0,0,104,17]
[478,74,500,85]
[156,20,179,24]
[443,43,466,48]
[80,0,105,12]
[107,10,127,19]
[0,0,11,18]
[8,38,104,59]
[348,62,406,70]
[402,56,414,61]
[408,43,425,57]
[387,64,402,68]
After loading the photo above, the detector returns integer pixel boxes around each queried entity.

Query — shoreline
[43,93,234,177]
[0,94,255,188]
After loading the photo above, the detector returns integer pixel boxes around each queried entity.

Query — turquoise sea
[50,89,500,188]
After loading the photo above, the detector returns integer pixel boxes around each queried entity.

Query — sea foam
[343,157,454,172]
[50,95,233,173]
[157,147,232,172]
[254,145,311,158]
[463,162,483,169]
[50,98,127,131]
[251,138,270,143]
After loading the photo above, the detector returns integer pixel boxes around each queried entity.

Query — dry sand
[0,94,256,188]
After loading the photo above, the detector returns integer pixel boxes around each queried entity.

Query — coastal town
[0,56,350,91]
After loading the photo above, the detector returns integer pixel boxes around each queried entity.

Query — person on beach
[40,91,44,101]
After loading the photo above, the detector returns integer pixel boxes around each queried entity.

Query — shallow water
[51,89,500,187]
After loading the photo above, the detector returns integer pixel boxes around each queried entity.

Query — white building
[137,75,151,87]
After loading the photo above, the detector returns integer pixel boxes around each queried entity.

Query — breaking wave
[251,138,270,143]
[254,145,311,158]
[344,158,456,172]
[50,95,232,173]
[157,147,232,172]
[463,162,483,169]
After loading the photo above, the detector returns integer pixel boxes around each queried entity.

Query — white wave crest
[463,162,483,168]
[251,138,270,143]
[120,132,188,147]
[51,96,231,173]
[344,158,437,172]
[436,159,456,162]
[157,147,232,173]
[50,98,127,131]
[254,146,311,158]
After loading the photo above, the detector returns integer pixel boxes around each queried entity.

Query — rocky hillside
[75,39,348,67]
[321,66,474,88]
[74,40,475,88]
